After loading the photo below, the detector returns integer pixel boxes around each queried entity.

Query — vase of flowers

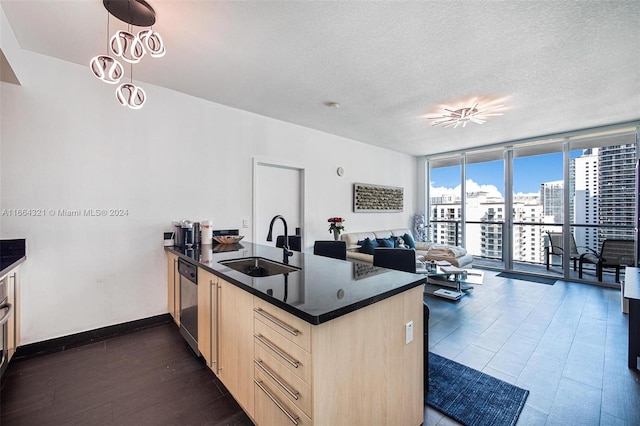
[328,217,345,241]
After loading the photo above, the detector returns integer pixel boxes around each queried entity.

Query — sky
[430,151,582,196]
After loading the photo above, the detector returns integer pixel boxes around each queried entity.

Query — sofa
[340,228,473,268]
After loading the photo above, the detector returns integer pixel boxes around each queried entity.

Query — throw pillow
[358,238,379,255]
[403,233,416,249]
[396,237,407,249]
[376,237,395,248]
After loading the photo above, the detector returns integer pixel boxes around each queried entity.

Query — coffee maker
[173,220,196,248]
[183,221,195,247]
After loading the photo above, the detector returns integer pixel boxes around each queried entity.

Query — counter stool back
[373,247,417,273]
[276,235,302,252]
[313,241,347,260]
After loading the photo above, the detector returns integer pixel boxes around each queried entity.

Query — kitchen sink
[219,257,300,277]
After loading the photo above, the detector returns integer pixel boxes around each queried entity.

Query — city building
[540,180,563,224]
[573,148,600,249]
[599,144,637,241]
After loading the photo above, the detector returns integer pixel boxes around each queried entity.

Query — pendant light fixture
[89,0,165,109]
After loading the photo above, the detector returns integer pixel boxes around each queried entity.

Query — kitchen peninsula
[166,242,425,426]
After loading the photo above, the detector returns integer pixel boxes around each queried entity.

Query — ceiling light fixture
[89,0,165,109]
[425,97,508,128]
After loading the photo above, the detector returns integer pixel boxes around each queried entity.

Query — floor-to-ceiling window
[511,142,565,274]
[567,131,637,283]
[425,123,639,286]
[428,156,462,246]
[465,149,505,270]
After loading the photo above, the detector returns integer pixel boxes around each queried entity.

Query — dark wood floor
[0,323,253,425]
[3,272,639,425]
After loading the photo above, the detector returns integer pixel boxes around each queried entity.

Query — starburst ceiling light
[425,98,508,128]
[89,0,165,109]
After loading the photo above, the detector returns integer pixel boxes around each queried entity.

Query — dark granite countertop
[166,242,425,325]
[0,239,26,277]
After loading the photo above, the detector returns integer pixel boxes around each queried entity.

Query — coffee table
[420,265,474,300]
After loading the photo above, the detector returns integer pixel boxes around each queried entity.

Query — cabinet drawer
[255,345,312,417]
[254,298,311,352]
[255,370,313,426]
[254,320,312,385]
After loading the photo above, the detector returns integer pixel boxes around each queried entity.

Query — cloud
[430,179,503,198]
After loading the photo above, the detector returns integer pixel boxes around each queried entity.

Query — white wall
[0,50,418,345]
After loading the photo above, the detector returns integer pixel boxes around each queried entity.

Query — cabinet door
[254,374,312,426]
[218,278,255,417]
[210,276,220,375]
[7,269,19,361]
[166,252,179,324]
[197,268,216,368]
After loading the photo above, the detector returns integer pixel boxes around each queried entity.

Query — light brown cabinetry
[2,267,20,361]
[254,367,313,426]
[253,299,313,425]
[166,252,179,325]
[167,251,424,426]
[218,278,255,418]
[197,268,217,369]
[252,285,424,426]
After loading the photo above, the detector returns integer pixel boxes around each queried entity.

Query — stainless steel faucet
[266,215,293,263]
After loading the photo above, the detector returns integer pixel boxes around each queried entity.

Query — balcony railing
[428,219,636,284]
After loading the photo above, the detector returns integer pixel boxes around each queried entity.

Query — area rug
[497,271,556,285]
[426,352,529,426]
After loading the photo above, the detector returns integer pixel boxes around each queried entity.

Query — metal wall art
[353,183,403,212]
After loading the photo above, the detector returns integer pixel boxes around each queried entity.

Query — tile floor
[424,271,640,425]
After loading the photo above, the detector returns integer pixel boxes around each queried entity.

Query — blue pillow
[376,237,395,248]
[403,233,416,249]
[358,238,379,255]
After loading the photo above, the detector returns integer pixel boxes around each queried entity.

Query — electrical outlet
[405,321,414,344]
[242,219,249,228]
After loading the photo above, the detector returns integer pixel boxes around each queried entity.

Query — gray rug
[497,271,556,285]
[426,352,529,426]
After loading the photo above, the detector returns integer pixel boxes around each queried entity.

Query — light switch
[242,219,249,228]
[405,321,414,344]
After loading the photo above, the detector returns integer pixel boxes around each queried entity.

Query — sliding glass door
[511,143,564,275]
[568,131,637,284]
[465,149,505,270]
[425,124,639,285]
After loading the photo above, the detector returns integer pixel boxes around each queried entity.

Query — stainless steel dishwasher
[178,258,200,356]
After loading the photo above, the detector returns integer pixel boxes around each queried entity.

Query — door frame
[252,157,306,248]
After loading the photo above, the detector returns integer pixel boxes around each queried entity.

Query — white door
[254,160,304,249]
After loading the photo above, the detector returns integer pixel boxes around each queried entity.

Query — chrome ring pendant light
[89,0,165,109]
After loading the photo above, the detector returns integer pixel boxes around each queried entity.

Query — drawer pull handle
[255,379,299,426]
[255,359,300,400]
[255,334,300,368]
[254,308,299,336]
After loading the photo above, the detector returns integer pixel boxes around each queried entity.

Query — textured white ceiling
[2,0,639,156]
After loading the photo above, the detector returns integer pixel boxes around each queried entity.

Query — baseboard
[13,313,173,360]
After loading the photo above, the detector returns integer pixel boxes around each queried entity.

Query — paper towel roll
[201,220,213,245]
